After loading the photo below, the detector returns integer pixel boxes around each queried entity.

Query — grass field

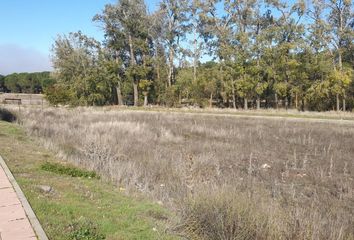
[2,106,354,239]
[0,119,177,240]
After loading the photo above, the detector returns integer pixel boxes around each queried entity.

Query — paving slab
[0,163,37,240]
[0,155,48,240]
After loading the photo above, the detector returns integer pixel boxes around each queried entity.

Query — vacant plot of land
[12,107,354,239]
[0,120,176,240]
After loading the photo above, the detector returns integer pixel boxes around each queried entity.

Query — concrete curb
[0,155,49,240]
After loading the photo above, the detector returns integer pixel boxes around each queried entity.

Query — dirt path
[126,108,354,125]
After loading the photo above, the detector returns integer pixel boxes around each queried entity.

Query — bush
[0,108,16,122]
[160,86,180,107]
[44,84,74,106]
[177,189,270,240]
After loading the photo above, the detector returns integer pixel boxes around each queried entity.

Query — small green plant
[67,218,105,240]
[41,162,99,179]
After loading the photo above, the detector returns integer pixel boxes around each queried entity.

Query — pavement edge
[0,154,49,240]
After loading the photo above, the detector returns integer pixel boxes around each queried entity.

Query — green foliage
[160,86,180,107]
[67,218,105,240]
[44,84,74,106]
[3,72,55,93]
[41,162,99,179]
[0,75,5,92]
[139,79,153,96]
[45,0,354,111]
[175,68,194,100]
[328,68,353,95]
[273,82,288,98]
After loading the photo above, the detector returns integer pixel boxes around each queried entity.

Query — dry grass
[12,106,354,239]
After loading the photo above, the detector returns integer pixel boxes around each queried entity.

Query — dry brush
[15,107,354,239]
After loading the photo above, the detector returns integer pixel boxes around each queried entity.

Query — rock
[38,185,53,194]
[261,163,271,169]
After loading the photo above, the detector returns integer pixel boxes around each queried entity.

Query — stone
[37,185,53,194]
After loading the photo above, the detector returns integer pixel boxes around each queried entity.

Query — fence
[0,93,47,106]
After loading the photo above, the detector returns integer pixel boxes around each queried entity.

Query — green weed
[67,218,105,240]
[41,162,99,179]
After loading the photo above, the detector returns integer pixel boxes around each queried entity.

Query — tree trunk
[133,82,138,106]
[114,51,123,106]
[116,84,123,106]
[295,92,298,109]
[128,34,138,106]
[156,53,160,84]
[209,93,213,108]
[338,52,343,71]
[256,96,260,110]
[193,26,197,83]
[275,93,278,109]
[336,93,340,111]
[168,46,174,87]
[285,97,289,110]
[231,81,236,109]
[143,93,148,107]
[244,98,248,110]
[301,98,305,112]
[154,45,161,104]
[343,95,346,112]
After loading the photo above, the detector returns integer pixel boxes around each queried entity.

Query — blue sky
[0,0,159,75]
[0,0,307,75]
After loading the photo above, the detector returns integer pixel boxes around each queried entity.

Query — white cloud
[0,44,53,75]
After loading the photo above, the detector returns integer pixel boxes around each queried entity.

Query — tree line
[49,0,354,111]
[0,72,55,94]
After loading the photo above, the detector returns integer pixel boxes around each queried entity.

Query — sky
[0,0,159,75]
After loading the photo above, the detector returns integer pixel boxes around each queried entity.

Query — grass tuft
[41,162,99,179]
[67,218,105,240]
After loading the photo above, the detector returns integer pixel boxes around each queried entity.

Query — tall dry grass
[14,106,354,239]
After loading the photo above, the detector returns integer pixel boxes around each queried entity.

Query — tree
[149,11,170,104]
[326,0,354,110]
[46,0,354,111]
[328,67,353,111]
[51,32,112,105]
[198,0,244,108]
[266,0,306,109]
[94,0,152,106]
[199,62,220,107]
[0,74,6,92]
[139,79,152,106]
[158,0,190,87]
[3,72,54,93]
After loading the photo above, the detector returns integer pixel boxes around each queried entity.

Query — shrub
[177,189,270,240]
[0,108,16,122]
[44,84,74,106]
